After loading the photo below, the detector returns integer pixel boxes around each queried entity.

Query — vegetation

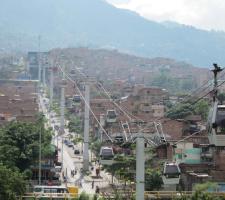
[0,164,26,200]
[78,192,91,200]
[89,139,102,156]
[218,93,225,104]
[51,101,60,115]
[68,116,83,134]
[0,117,53,199]
[145,169,163,191]
[0,120,52,171]
[174,182,224,200]
[151,71,197,93]
[167,99,209,120]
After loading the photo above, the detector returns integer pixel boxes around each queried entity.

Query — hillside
[1,0,225,66]
[50,47,210,93]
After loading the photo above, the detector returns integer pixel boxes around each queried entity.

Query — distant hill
[50,47,210,93]
[1,0,225,67]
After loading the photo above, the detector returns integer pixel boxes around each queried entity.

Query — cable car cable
[57,65,113,142]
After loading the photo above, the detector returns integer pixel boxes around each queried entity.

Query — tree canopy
[166,99,209,120]
[0,119,53,199]
[0,121,52,171]
[0,164,26,200]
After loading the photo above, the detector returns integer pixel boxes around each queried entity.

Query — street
[39,93,113,196]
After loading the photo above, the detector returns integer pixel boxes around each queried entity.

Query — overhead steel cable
[71,66,146,123]
[70,66,136,122]
[57,65,113,142]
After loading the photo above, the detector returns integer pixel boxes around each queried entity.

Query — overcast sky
[106,0,225,31]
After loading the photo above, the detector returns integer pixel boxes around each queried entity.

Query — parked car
[64,139,69,145]
[74,149,80,155]
[67,142,74,148]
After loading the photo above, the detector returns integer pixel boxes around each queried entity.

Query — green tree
[79,192,90,200]
[167,103,193,119]
[145,169,163,191]
[167,99,209,121]
[0,164,26,200]
[174,182,224,200]
[0,121,52,171]
[103,154,136,185]
[193,100,209,120]
[218,93,225,104]
[68,116,83,134]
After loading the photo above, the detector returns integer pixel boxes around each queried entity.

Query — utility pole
[83,82,90,171]
[38,122,42,185]
[38,35,42,93]
[136,136,145,200]
[212,63,223,102]
[62,136,64,169]
[38,35,42,185]
[60,64,66,135]
[49,66,54,107]
[59,57,66,168]
[43,56,46,88]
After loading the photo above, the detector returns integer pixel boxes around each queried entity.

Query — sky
[106,0,225,31]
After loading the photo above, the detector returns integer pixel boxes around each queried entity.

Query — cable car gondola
[208,103,225,146]
[106,110,117,123]
[99,146,114,165]
[73,95,81,105]
[162,162,181,185]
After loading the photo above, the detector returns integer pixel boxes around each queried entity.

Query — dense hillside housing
[0,79,39,125]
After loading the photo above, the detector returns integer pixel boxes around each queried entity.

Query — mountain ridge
[1,0,225,67]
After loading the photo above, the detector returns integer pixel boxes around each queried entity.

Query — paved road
[39,94,113,195]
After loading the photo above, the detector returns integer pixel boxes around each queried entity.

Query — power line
[179,69,225,104]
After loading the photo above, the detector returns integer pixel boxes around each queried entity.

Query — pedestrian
[63,176,66,183]
[95,186,100,194]
[92,180,94,189]
[96,168,100,177]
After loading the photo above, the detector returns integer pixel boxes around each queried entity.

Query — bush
[79,192,90,200]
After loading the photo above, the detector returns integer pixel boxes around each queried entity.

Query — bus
[33,185,78,198]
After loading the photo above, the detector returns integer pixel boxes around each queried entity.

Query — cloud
[107,0,225,31]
